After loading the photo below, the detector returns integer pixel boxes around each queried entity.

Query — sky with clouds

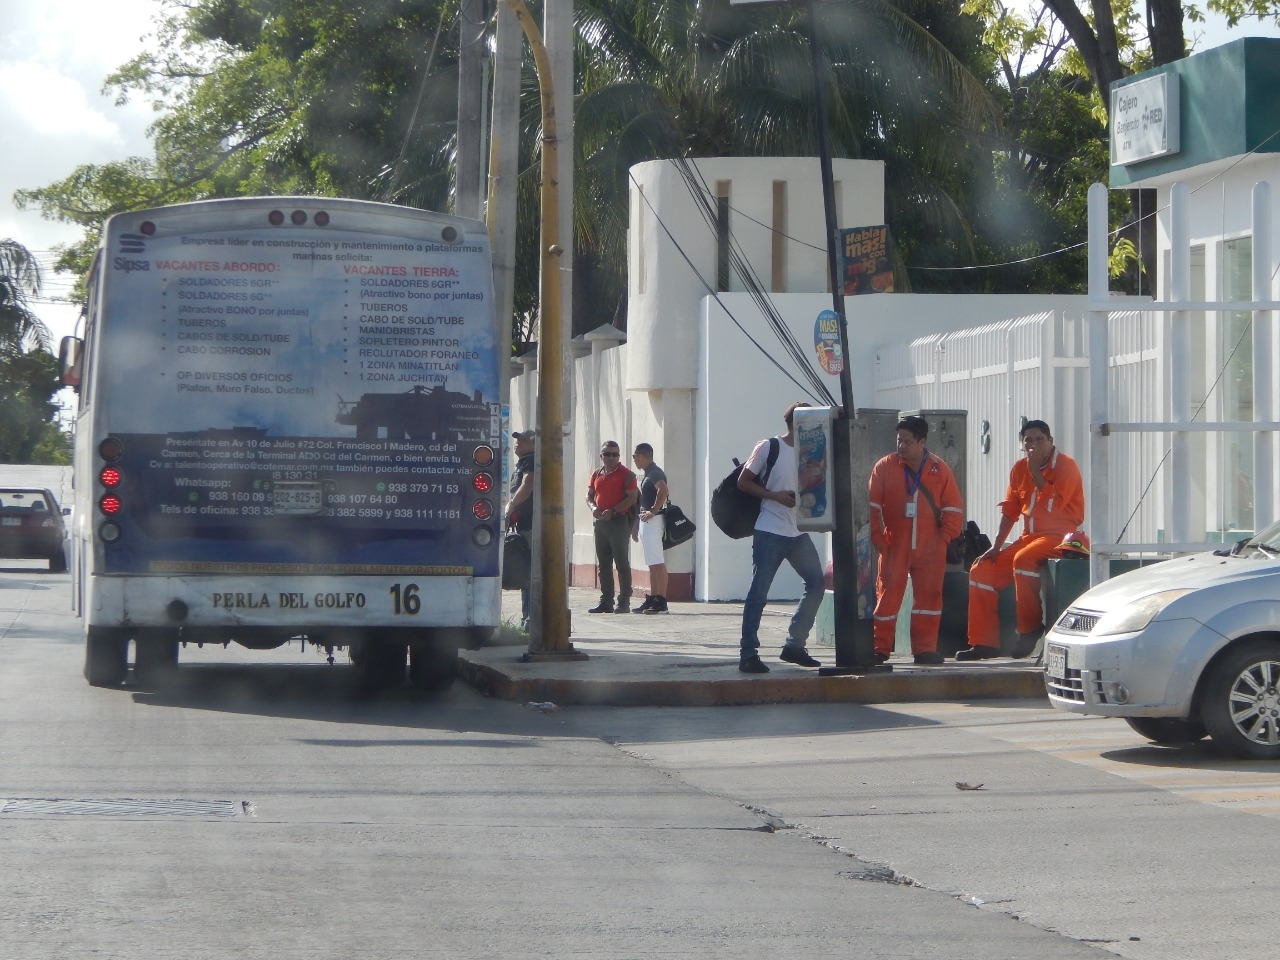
[0,0,157,342]
[2,0,1278,346]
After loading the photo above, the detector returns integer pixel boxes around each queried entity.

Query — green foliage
[17,0,459,235]
[0,240,52,352]
[0,347,65,464]
[0,238,65,463]
[573,0,1047,298]
[1205,0,1280,27]
[24,0,1254,327]
[1108,236,1144,278]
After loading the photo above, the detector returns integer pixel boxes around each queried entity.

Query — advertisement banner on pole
[794,406,836,532]
[813,309,844,375]
[839,225,893,296]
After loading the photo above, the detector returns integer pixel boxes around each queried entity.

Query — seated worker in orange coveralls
[957,419,1084,661]
[868,415,964,666]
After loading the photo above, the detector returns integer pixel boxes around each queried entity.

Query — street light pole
[803,0,877,673]
[499,0,582,660]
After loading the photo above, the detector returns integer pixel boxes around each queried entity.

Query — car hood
[1071,551,1280,612]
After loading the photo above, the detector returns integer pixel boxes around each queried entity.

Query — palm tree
[0,240,52,353]
[568,0,1002,316]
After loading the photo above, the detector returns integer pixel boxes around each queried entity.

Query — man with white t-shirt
[734,401,825,674]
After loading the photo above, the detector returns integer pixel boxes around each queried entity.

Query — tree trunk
[1040,0,1187,293]
[1147,0,1187,67]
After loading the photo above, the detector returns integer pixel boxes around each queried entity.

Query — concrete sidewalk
[459,586,1048,707]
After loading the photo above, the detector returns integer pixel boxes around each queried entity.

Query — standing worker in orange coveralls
[868,415,965,665]
[956,419,1085,661]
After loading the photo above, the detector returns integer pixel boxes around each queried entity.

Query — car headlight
[1092,589,1195,636]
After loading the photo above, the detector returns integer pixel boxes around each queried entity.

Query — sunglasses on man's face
[601,451,619,458]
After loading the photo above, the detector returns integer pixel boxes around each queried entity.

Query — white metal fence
[873,182,1280,585]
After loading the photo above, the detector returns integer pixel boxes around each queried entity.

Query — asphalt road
[2,568,1278,959]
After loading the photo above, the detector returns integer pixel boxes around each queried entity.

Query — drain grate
[0,797,243,818]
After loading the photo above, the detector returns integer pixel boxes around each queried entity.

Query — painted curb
[458,653,1048,706]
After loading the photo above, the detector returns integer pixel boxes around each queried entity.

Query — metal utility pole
[730,0,879,672]
[803,0,878,673]
[455,0,489,220]
[499,0,581,660]
[488,1,520,382]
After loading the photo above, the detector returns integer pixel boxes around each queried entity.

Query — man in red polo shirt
[585,440,639,613]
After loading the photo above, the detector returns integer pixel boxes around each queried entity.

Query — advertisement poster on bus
[93,201,502,576]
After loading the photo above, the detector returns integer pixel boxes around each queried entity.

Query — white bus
[60,197,504,691]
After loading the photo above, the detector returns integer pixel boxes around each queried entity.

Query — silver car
[1045,519,1280,759]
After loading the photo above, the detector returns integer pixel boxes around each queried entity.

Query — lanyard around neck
[902,453,929,496]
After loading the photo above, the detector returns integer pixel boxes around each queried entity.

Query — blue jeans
[740,530,825,660]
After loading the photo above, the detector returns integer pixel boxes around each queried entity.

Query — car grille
[1046,665,1085,701]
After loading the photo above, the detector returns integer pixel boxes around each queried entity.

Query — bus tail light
[99,438,125,543]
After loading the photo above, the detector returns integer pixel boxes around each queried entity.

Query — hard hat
[1057,530,1090,555]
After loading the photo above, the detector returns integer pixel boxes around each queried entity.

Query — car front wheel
[1201,640,1280,760]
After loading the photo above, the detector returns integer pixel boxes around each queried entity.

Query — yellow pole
[501,0,580,658]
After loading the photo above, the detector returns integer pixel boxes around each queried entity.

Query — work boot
[913,651,945,665]
[738,656,770,674]
[587,601,614,614]
[955,645,1001,661]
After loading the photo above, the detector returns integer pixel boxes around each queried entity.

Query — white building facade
[506,39,1280,603]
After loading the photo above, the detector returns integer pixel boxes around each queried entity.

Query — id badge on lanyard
[904,500,916,519]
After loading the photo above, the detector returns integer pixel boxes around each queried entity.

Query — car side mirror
[58,336,84,390]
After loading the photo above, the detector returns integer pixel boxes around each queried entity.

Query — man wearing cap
[505,429,536,626]
[958,420,1085,660]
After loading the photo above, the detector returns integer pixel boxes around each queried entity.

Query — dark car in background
[0,488,68,571]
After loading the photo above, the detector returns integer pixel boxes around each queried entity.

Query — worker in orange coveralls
[956,419,1085,661]
[868,415,965,666]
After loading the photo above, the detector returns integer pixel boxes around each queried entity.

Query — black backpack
[711,437,779,539]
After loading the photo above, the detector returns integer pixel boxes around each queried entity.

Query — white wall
[509,156,1280,603]
[692,294,1089,599]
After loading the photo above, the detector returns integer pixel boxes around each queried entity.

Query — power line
[629,167,836,406]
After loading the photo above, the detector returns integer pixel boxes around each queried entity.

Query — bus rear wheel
[351,635,406,692]
[85,627,129,687]
[408,639,458,692]
[134,631,180,689]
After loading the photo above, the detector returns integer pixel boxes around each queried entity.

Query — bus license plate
[272,482,324,515]
[1046,643,1068,678]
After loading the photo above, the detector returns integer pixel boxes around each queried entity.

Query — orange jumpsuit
[967,449,1084,647]
[868,451,964,656]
